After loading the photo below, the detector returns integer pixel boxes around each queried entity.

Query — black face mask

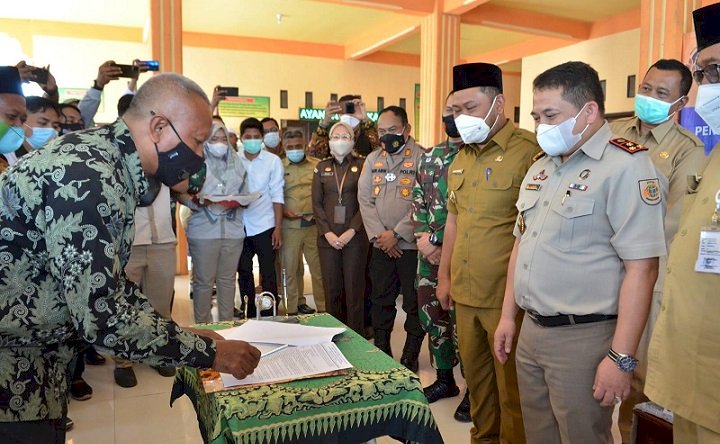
[442,114,461,139]
[59,122,84,135]
[380,132,406,154]
[137,174,162,207]
[153,115,205,187]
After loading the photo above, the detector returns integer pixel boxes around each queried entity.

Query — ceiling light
[276,13,284,24]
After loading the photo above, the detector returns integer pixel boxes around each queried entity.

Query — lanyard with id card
[694,190,720,274]
[333,164,349,224]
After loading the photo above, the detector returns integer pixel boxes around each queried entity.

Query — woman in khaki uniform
[312,122,368,334]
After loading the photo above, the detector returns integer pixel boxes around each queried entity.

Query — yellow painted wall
[519,29,640,131]
[182,47,422,139]
[502,74,521,124]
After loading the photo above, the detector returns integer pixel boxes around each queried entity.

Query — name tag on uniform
[452,169,463,175]
[695,228,720,274]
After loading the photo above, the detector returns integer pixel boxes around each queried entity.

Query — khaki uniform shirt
[646,145,720,433]
[358,138,424,250]
[282,156,319,229]
[447,120,541,308]
[513,123,667,316]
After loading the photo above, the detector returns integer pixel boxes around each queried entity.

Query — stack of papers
[216,320,352,388]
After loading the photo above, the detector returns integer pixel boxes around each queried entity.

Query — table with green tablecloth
[170,313,444,444]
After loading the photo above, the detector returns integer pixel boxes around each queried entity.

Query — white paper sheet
[217,320,346,346]
[220,342,352,387]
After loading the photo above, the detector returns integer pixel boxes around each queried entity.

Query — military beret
[453,62,503,93]
[0,66,23,96]
[693,3,720,52]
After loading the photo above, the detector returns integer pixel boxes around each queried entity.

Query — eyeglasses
[329,134,353,141]
[693,63,720,84]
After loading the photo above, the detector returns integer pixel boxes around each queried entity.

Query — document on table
[220,342,353,387]
[217,320,346,346]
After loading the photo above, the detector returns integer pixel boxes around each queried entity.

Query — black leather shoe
[70,378,93,401]
[423,379,460,403]
[454,390,472,423]
[114,367,138,388]
[84,346,106,365]
[400,334,423,373]
[297,304,316,315]
[153,366,176,377]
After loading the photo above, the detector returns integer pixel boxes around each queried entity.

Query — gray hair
[126,73,209,117]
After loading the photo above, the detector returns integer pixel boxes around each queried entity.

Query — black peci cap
[452,62,503,93]
[0,66,23,96]
[693,3,720,52]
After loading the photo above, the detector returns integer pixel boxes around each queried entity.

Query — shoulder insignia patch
[531,151,546,162]
[610,138,648,154]
[639,178,661,205]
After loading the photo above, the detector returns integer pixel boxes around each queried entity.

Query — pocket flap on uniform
[551,197,595,219]
[516,193,540,212]
[481,174,513,191]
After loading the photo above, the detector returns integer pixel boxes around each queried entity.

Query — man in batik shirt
[0,72,260,443]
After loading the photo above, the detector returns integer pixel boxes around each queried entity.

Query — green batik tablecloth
[170,313,443,444]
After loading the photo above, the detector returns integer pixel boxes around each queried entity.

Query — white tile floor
[66,271,621,444]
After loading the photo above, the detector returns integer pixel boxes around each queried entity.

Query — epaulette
[531,151,546,162]
[675,125,706,148]
[609,138,647,154]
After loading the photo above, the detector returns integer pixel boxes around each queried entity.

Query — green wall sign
[219,96,271,119]
[298,108,378,122]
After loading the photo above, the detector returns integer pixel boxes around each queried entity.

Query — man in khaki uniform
[358,106,425,372]
[280,128,324,314]
[436,62,539,444]
[610,58,708,443]
[494,61,666,444]
[646,4,720,442]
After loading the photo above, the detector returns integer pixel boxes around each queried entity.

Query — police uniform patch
[403,161,414,168]
[532,169,548,181]
[404,148,411,157]
[568,183,588,191]
[532,151,546,162]
[400,187,411,197]
[351,166,358,172]
[659,151,669,159]
[452,169,464,175]
[400,177,412,185]
[610,138,648,154]
[495,155,504,162]
[579,169,590,180]
[639,179,661,205]
[324,167,332,172]
[373,161,383,168]
[373,185,381,196]
[373,176,382,184]
[525,183,542,191]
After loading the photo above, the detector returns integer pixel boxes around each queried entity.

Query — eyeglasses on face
[693,63,720,84]
[329,134,353,141]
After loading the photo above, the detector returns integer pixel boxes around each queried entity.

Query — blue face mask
[0,122,25,154]
[634,94,683,125]
[286,149,305,163]
[27,127,58,149]
[243,139,263,155]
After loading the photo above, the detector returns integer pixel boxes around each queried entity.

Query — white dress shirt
[238,149,285,236]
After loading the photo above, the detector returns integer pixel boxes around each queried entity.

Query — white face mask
[339,115,360,129]
[453,96,499,144]
[695,83,720,134]
[263,131,281,149]
[329,140,354,160]
[207,142,228,157]
[536,104,590,157]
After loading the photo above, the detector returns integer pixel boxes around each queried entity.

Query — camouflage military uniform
[411,140,461,370]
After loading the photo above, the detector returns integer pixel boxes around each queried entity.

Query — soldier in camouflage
[411,93,470,422]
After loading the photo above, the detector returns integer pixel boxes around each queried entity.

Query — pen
[561,190,571,205]
[485,168,492,181]
[262,344,289,358]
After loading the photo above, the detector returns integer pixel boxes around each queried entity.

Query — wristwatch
[392,231,402,241]
[429,232,442,246]
[607,348,638,372]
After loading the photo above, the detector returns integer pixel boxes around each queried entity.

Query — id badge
[694,227,720,274]
[333,205,346,224]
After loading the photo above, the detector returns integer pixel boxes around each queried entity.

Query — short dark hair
[378,105,409,127]
[339,94,360,103]
[283,127,304,139]
[240,117,264,137]
[260,117,279,128]
[26,96,60,116]
[533,61,605,115]
[648,59,693,96]
[59,103,82,117]
[117,94,134,117]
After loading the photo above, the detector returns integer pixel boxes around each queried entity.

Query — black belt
[527,311,617,328]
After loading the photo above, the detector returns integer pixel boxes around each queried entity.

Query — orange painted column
[419,2,460,147]
[639,0,699,76]
[150,0,183,74]
[151,0,187,274]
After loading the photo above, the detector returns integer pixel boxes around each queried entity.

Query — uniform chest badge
[532,169,548,181]
[400,187,411,197]
[373,185,381,196]
[525,184,542,191]
[324,167,332,172]
[351,166,358,172]
[495,155,504,162]
[568,183,588,191]
[385,173,397,182]
[659,151,669,159]
[405,148,411,157]
[400,177,412,185]
[639,179,661,205]
[579,169,590,180]
[403,161,414,168]
[517,213,526,235]
[373,176,382,184]
[451,169,463,175]
[373,161,383,168]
